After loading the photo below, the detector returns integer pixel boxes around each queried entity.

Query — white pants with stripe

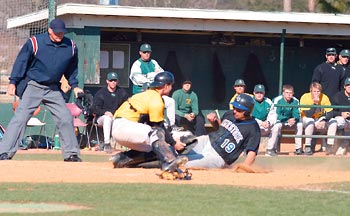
[185,135,225,168]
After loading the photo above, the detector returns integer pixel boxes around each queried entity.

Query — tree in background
[49,0,350,14]
[117,0,349,13]
[308,0,316,12]
[284,0,292,12]
[317,0,350,13]
[283,0,349,13]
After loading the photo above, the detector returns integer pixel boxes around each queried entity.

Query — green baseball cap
[326,47,337,55]
[107,72,118,80]
[183,80,192,85]
[254,84,265,93]
[234,79,246,86]
[345,77,350,85]
[340,49,350,57]
[140,43,152,52]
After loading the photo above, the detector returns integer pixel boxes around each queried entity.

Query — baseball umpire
[0,19,83,162]
[110,71,188,173]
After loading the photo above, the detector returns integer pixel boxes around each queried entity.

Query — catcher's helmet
[149,71,175,88]
[231,93,255,116]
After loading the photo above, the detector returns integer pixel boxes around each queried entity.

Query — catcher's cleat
[161,155,188,172]
[0,153,10,160]
[110,152,133,168]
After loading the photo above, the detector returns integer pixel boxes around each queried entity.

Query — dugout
[2,3,350,135]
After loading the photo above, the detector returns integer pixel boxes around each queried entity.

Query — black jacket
[93,86,129,119]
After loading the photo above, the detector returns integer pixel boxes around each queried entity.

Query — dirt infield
[1,148,349,190]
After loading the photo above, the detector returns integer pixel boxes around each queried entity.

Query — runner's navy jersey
[208,111,261,165]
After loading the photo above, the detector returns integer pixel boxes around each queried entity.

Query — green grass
[0,183,350,216]
[2,153,350,216]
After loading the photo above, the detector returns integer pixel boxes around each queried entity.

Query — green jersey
[272,95,301,123]
[172,89,199,117]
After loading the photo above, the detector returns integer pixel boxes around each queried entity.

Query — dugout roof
[7,3,350,37]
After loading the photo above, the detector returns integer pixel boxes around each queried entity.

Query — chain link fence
[0,0,102,102]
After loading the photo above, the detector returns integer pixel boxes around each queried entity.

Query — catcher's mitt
[159,166,192,180]
[231,163,269,173]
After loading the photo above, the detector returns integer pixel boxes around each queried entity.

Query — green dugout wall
[101,30,346,111]
[137,44,323,110]
[1,26,348,137]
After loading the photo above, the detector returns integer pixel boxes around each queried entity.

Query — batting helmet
[231,93,255,116]
[149,71,175,88]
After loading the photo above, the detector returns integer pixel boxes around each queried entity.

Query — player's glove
[159,165,192,180]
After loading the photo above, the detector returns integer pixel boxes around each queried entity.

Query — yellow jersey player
[110,71,187,173]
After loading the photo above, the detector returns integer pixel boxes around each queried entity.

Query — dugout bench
[274,104,350,153]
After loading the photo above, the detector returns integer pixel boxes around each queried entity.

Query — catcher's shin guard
[150,128,188,171]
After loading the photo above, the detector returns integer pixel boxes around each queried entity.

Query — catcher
[110,71,189,178]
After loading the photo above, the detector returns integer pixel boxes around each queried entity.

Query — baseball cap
[326,47,337,55]
[140,43,152,52]
[183,80,192,85]
[254,84,265,93]
[107,72,118,80]
[340,49,350,57]
[49,19,67,33]
[234,79,246,86]
[345,77,350,85]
